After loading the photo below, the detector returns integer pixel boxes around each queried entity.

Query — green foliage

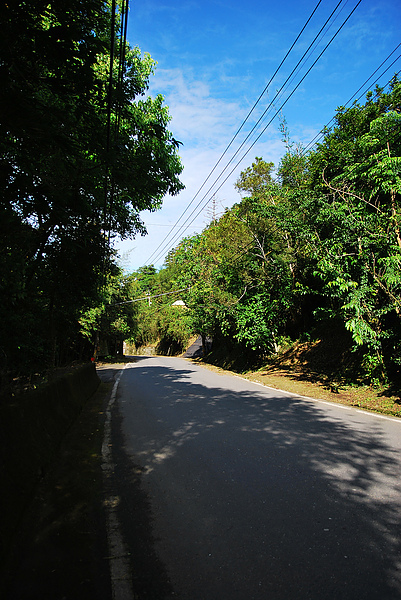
[132,80,401,385]
[233,294,279,352]
[155,306,193,355]
[155,173,298,358]
[79,269,138,356]
[235,156,275,198]
[124,266,194,354]
[0,1,183,383]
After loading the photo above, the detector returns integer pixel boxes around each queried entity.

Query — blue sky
[116,0,401,272]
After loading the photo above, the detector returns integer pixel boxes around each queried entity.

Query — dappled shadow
[113,356,401,600]
[259,362,342,388]
[379,383,401,403]
[109,403,176,600]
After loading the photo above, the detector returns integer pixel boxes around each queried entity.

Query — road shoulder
[0,375,115,599]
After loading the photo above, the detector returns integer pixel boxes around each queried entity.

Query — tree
[235,156,275,199]
[123,264,193,354]
[0,1,184,383]
[306,79,401,380]
[128,80,401,385]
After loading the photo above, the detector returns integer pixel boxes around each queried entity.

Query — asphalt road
[108,356,401,600]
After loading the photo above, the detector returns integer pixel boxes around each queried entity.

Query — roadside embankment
[201,338,401,417]
[0,362,100,565]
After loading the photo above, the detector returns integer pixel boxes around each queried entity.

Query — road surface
[107,356,401,599]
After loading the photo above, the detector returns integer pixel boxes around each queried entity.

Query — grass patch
[200,328,400,418]
[244,369,401,417]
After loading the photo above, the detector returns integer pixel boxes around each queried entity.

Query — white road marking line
[102,366,136,600]
[231,373,401,421]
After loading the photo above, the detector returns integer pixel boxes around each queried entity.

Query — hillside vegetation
[1,3,400,403]
[0,0,183,391]
[126,80,401,400]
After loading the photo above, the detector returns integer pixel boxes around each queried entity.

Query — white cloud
[116,67,288,271]
[151,68,244,148]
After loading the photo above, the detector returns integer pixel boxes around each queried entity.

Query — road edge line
[102,365,136,600]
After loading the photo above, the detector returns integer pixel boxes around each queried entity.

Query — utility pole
[205,194,222,226]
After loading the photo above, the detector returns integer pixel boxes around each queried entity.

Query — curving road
[107,356,401,600]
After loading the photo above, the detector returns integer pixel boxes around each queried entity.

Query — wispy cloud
[150,68,244,148]
[149,67,288,204]
[117,67,290,270]
[122,0,401,271]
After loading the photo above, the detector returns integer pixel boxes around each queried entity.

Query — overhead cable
[148,0,362,266]
[113,287,191,305]
[302,46,401,153]
[142,0,327,266]
[106,0,130,240]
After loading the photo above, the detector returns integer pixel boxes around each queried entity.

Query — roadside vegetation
[126,80,401,414]
[1,3,400,414]
[0,0,183,393]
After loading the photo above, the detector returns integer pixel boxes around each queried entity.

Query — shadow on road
[113,356,401,600]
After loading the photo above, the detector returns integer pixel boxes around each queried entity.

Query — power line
[148,0,363,267]
[302,46,401,153]
[164,70,401,298]
[188,68,401,256]
[145,0,346,266]
[103,0,130,257]
[164,71,401,286]
[103,0,117,237]
[98,0,130,358]
[107,0,130,240]
[112,287,191,305]
[143,54,401,282]
[143,0,327,266]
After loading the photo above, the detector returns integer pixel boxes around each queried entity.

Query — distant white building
[172,300,187,307]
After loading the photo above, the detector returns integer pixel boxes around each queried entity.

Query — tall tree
[0,0,184,382]
[307,79,401,380]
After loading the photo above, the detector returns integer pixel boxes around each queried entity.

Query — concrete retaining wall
[0,363,100,564]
